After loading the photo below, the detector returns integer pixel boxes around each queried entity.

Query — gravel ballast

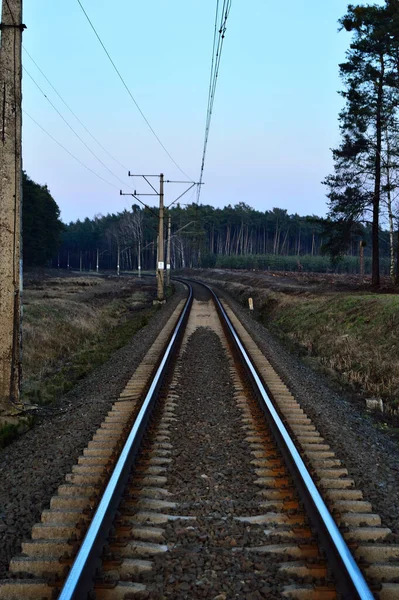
[197,279,399,535]
[0,285,186,576]
[147,327,285,599]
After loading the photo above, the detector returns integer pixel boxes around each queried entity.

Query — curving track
[0,280,398,599]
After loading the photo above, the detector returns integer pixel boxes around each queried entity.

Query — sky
[20,0,385,224]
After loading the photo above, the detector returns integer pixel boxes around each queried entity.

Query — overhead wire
[23,67,133,189]
[205,0,220,151]
[24,110,119,190]
[197,0,232,203]
[75,0,193,181]
[23,46,129,173]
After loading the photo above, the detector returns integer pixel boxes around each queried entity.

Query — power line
[23,46,129,173]
[23,67,132,189]
[197,0,232,202]
[24,110,119,190]
[75,0,193,181]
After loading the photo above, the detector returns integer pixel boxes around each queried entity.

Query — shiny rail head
[188,278,373,600]
[58,283,193,600]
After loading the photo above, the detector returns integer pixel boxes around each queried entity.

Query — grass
[21,276,159,407]
[23,309,155,406]
[266,294,399,414]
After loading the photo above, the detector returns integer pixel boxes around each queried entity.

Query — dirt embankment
[183,269,399,427]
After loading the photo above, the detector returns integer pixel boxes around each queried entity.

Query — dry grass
[270,295,399,405]
[23,299,100,380]
[21,275,157,405]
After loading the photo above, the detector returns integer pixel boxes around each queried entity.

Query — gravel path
[199,281,399,535]
[0,286,186,577]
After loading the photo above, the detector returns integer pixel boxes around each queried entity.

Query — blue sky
[21,0,385,223]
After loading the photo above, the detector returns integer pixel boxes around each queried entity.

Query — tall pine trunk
[396,226,399,285]
[372,54,384,287]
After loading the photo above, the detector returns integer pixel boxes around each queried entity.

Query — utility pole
[157,174,165,301]
[138,239,141,277]
[120,173,199,302]
[0,0,25,418]
[166,214,171,285]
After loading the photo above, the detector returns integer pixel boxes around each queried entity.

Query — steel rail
[58,284,193,600]
[201,282,373,600]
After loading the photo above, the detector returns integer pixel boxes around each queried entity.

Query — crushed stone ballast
[0,280,397,600]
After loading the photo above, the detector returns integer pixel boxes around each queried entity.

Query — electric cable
[23,67,133,189]
[197,0,232,203]
[24,110,120,189]
[23,46,129,173]
[76,0,193,181]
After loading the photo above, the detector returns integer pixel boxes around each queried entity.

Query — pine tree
[324,3,399,286]
[23,172,64,267]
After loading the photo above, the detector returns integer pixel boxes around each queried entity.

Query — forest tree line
[57,203,394,276]
[20,170,396,277]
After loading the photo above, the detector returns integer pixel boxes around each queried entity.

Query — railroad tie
[0,300,186,600]
[223,301,399,600]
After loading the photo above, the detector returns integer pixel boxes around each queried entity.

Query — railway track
[0,280,398,599]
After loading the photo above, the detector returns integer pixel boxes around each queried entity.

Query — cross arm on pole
[128,173,160,195]
[119,191,159,219]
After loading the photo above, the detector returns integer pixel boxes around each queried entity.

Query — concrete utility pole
[166,214,171,285]
[138,239,141,278]
[157,174,165,301]
[0,0,24,418]
[121,172,198,300]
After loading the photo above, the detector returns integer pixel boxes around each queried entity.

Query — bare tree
[118,210,144,275]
